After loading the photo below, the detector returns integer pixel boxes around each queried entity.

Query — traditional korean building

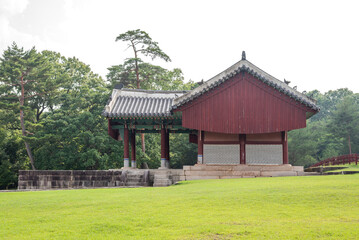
[103,52,319,169]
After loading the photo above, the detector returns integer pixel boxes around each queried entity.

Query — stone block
[242,171,261,177]
[185,176,220,180]
[183,166,191,171]
[153,179,172,187]
[184,170,226,176]
[292,166,304,172]
[259,165,293,171]
[219,176,242,179]
[296,171,305,176]
[260,171,297,177]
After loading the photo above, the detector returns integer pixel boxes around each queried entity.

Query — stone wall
[18,165,305,190]
[18,170,150,190]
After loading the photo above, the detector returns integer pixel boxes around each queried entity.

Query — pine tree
[0,43,52,170]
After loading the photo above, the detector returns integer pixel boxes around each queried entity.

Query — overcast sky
[1,0,358,93]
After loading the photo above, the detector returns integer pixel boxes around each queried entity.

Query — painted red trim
[239,134,246,164]
[204,141,240,144]
[198,130,204,155]
[131,129,136,161]
[161,125,166,160]
[282,131,288,164]
[166,129,170,161]
[124,125,129,159]
[245,141,282,145]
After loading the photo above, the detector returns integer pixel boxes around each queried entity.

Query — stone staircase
[123,170,150,187]
[152,169,186,187]
[153,171,173,187]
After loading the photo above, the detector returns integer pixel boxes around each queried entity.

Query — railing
[311,154,359,167]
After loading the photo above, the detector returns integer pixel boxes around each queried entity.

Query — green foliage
[289,89,359,167]
[0,41,197,188]
[0,127,28,189]
[107,61,196,91]
[2,176,359,239]
[170,134,197,168]
[328,95,359,154]
[113,29,174,89]
[32,56,124,170]
[115,29,171,62]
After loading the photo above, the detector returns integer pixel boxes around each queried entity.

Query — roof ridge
[121,88,189,94]
[172,59,319,111]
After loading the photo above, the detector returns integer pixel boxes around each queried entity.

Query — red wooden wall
[175,72,314,134]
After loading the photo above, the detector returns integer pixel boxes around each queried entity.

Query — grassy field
[1,175,359,240]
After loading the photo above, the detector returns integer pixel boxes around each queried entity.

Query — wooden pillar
[123,124,130,168]
[166,129,170,168]
[197,130,204,164]
[131,129,136,168]
[160,125,167,168]
[282,131,288,164]
[239,134,246,164]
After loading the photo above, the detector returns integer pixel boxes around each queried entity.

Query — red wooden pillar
[123,124,130,168]
[160,125,167,168]
[282,131,288,164]
[197,130,204,164]
[239,134,246,164]
[165,129,170,168]
[131,129,136,168]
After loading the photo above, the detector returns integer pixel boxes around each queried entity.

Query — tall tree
[115,29,171,152]
[0,43,53,170]
[328,95,359,155]
[115,29,171,88]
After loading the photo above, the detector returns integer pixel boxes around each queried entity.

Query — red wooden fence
[311,154,359,167]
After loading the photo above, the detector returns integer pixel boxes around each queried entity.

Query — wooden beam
[131,129,136,168]
[166,129,170,164]
[160,125,167,168]
[198,130,204,164]
[123,125,129,168]
[282,131,288,164]
[239,134,246,164]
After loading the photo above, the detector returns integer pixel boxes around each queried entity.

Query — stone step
[185,176,220,180]
[126,176,143,180]
[292,166,304,172]
[154,175,172,180]
[125,181,144,186]
[153,179,172,187]
[184,164,294,172]
[260,171,298,177]
[184,170,261,177]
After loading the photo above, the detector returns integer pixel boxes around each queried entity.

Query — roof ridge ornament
[114,83,124,89]
[242,51,246,60]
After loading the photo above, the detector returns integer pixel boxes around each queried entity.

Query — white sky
[1,0,359,93]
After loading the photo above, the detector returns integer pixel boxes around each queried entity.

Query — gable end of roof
[172,60,319,112]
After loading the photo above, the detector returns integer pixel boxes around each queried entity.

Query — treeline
[289,89,359,167]
[1,31,359,189]
[0,31,198,189]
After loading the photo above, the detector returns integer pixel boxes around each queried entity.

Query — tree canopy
[0,36,358,189]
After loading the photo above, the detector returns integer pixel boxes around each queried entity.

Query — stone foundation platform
[183,164,304,180]
[18,164,304,190]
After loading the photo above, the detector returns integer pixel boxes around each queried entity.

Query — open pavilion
[103,52,319,173]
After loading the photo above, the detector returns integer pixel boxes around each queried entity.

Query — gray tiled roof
[172,59,319,111]
[103,89,188,118]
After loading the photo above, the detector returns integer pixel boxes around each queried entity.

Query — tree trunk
[132,42,145,152]
[20,75,36,170]
[348,134,352,155]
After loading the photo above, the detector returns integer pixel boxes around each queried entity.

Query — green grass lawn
[1,175,359,240]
